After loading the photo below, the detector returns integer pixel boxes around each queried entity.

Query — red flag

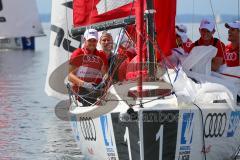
[73,0,176,56]
[73,0,135,27]
[154,0,176,57]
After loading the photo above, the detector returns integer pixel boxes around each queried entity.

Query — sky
[36,0,239,15]
[36,0,51,14]
[177,0,239,15]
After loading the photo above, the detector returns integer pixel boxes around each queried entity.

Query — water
[0,23,82,160]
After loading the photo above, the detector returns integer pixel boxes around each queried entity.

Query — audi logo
[226,52,238,61]
[83,55,101,64]
[204,113,227,138]
[79,117,97,141]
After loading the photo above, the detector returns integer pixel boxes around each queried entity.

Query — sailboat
[0,0,44,50]
[45,0,240,159]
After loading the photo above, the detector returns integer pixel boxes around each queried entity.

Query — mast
[136,0,144,97]
[145,0,156,80]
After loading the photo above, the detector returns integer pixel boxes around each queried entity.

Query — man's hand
[82,82,94,89]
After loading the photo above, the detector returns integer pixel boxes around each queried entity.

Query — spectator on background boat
[188,19,225,71]
[223,21,240,67]
[68,28,108,106]
[167,24,192,66]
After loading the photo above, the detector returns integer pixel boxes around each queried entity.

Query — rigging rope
[191,0,195,40]
[238,0,240,21]
[209,0,226,61]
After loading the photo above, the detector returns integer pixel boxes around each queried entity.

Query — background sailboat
[0,0,44,50]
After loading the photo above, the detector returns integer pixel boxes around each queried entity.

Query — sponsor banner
[204,112,227,138]
[69,106,240,160]
[100,115,118,160]
[175,107,240,160]
[74,116,111,159]
[227,111,240,137]
[178,112,194,160]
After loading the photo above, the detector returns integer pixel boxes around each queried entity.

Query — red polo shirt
[70,47,108,84]
[188,37,225,59]
[224,43,240,67]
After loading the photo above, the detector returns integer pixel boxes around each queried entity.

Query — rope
[238,0,240,22]
[191,0,195,40]
[209,0,226,61]
[193,103,207,160]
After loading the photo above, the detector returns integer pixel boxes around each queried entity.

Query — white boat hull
[70,87,240,160]
[68,46,240,159]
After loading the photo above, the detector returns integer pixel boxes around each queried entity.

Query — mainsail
[45,0,80,99]
[0,0,44,38]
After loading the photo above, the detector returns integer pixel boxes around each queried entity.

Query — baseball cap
[175,24,188,43]
[84,29,98,40]
[199,19,215,32]
[225,21,240,29]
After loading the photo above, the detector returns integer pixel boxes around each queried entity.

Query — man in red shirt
[175,24,192,53]
[188,19,225,71]
[99,31,114,64]
[68,29,108,105]
[224,21,240,67]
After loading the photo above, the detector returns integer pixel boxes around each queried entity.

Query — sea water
[0,23,82,160]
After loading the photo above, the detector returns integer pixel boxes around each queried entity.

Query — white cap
[225,21,240,29]
[84,29,98,40]
[175,24,188,43]
[199,19,215,32]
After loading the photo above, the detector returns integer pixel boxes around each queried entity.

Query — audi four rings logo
[204,113,227,138]
[226,52,238,61]
[79,117,96,141]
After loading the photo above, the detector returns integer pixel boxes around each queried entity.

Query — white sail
[45,0,80,99]
[0,0,44,38]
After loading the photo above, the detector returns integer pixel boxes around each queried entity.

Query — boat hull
[70,100,240,160]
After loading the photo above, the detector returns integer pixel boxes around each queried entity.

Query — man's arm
[211,57,223,71]
[68,64,84,86]
[68,64,95,89]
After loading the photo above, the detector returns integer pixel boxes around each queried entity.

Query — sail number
[156,125,164,160]
[124,127,133,160]
[124,125,164,160]
[51,25,81,52]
